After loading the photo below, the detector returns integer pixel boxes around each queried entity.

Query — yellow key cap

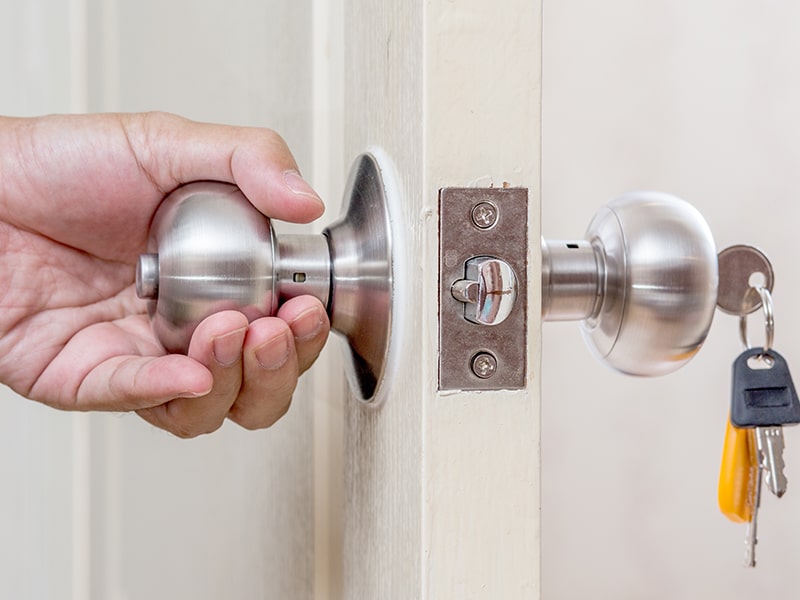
[718,417,758,523]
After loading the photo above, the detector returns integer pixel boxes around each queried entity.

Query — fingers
[276,296,330,374]
[136,310,248,437]
[75,353,214,412]
[227,297,329,430]
[123,112,325,224]
[226,318,298,430]
[134,299,329,437]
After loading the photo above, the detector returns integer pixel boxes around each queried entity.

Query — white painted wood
[310,1,346,598]
[342,1,542,597]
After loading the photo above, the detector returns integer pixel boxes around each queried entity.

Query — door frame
[320,1,544,596]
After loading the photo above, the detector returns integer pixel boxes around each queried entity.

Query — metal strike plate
[439,187,528,391]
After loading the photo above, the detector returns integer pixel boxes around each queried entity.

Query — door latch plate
[438,187,528,391]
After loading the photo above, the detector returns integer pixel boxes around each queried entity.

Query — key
[726,341,795,566]
[731,347,800,498]
[718,417,762,565]
[716,247,787,565]
[756,426,787,497]
[717,245,774,316]
[744,444,762,568]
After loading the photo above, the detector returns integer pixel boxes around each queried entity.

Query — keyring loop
[739,286,774,353]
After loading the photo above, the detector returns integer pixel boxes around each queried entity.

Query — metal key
[732,347,799,492]
[744,435,762,568]
[717,245,774,316]
[716,244,791,565]
[719,418,762,566]
[720,248,791,501]
[756,426,787,497]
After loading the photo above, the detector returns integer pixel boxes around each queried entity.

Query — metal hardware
[739,285,775,355]
[542,191,719,376]
[439,187,528,391]
[451,256,517,326]
[717,244,775,316]
[471,201,499,230]
[136,152,395,403]
[471,352,498,379]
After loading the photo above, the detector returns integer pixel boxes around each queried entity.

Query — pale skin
[0,111,331,438]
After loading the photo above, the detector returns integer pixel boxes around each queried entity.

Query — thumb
[128,112,326,224]
[229,130,326,224]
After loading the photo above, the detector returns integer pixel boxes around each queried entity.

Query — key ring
[739,285,774,355]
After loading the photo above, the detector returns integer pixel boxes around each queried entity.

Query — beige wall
[542,2,800,598]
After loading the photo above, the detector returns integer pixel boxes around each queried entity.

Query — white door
[339,1,541,597]
[2,0,542,598]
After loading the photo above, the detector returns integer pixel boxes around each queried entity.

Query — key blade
[757,427,788,498]
[744,522,757,567]
[744,448,762,568]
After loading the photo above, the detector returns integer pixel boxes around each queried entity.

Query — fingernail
[213,327,247,367]
[283,170,325,207]
[255,332,291,370]
[291,307,325,341]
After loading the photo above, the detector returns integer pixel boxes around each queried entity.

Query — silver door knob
[542,191,718,376]
[136,153,395,403]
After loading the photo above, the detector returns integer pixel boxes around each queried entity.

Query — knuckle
[228,394,293,430]
[169,423,201,440]
[164,401,224,439]
[297,349,324,375]
[139,110,181,129]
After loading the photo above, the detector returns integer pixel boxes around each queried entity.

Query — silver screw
[471,201,499,229]
[471,352,498,379]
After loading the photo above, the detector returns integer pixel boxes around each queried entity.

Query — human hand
[0,112,330,437]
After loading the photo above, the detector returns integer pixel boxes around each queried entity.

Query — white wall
[542,2,800,598]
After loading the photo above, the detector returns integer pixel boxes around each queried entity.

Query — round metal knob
[136,153,396,403]
[542,191,719,376]
[137,182,285,352]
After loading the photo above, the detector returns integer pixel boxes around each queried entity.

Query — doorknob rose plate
[137,151,403,405]
[327,150,404,405]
